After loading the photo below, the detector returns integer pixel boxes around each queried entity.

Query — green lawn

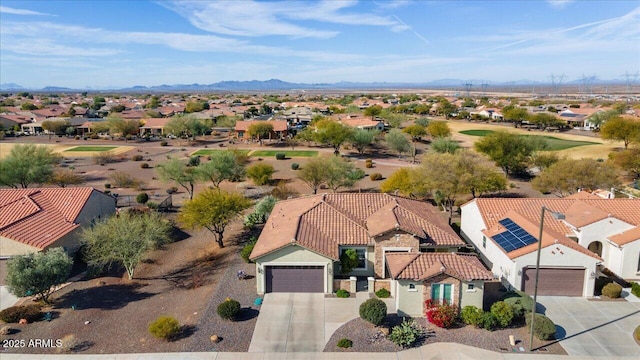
[458,130,600,151]
[64,146,118,152]
[250,150,318,157]
[191,149,251,156]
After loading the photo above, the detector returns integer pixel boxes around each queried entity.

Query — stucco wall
[0,236,40,256]
[577,218,633,271]
[374,232,419,278]
[254,244,334,294]
[74,190,116,226]
[460,280,485,309]
[621,240,640,280]
[396,279,424,317]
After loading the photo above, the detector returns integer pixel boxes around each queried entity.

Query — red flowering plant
[425,299,458,328]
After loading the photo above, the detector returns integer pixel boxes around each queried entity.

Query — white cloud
[162,0,407,38]
[0,5,55,16]
[547,0,575,9]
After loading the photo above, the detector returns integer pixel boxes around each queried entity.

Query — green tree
[532,158,621,197]
[81,211,173,279]
[165,115,212,143]
[503,107,530,123]
[600,116,640,149]
[197,150,246,188]
[385,128,411,157]
[403,124,427,141]
[380,168,418,197]
[184,101,207,113]
[427,121,451,138]
[415,117,430,127]
[608,148,640,179]
[246,163,274,185]
[323,156,365,192]
[20,102,38,110]
[363,105,383,119]
[297,157,328,194]
[437,99,457,119]
[531,152,560,171]
[431,137,460,154]
[48,168,84,188]
[588,110,618,129]
[350,128,378,154]
[179,189,251,248]
[474,131,546,175]
[312,119,353,154]
[247,122,274,144]
[156,158,199,199]
[530,113,564,131]
[106,115,140,141]
[145,96,160,109]
[0,144,61,188]
[42,119,70,136]
[6,247,73,304]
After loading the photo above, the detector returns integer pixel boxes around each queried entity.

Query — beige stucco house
[249,193,482,308]
[0,187,116,257]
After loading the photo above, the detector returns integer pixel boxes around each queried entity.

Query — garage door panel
[522,267,584,297]
[266,266,324,293]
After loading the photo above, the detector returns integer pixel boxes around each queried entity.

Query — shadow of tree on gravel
[71,341,95,353]
[54,284,155,310]
[136,250,232,290]
[235,307,259,322]
[172,325,198,341]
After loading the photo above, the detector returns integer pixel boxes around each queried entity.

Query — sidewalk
[3,342,637,359]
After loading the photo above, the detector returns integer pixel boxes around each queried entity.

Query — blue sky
[1,0,638,89]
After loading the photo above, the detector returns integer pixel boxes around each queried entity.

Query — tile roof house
[0,187,116,257]
[249,193,469,296]
[460,193,640,297]
[386,252,494,316]
[234,120,289,140]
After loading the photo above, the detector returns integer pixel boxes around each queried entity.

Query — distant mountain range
[0,78,626,93]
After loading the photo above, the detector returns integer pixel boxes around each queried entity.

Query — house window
[467,283,475,292]
[340,247,367,270]
[482,236,486,249]
[431,283,454,305]
[408,283,417,292]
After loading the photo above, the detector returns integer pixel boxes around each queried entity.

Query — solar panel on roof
[493,218,538,253]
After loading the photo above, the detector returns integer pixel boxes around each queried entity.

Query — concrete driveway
[537,296,640,357]
[248,292,395,352]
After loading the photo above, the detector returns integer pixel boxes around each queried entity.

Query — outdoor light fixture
[530,206,565,352]
[257,266,263,274]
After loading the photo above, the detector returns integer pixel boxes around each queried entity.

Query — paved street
[538,295,640,357]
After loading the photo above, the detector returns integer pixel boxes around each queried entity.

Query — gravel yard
[324,315,567,355]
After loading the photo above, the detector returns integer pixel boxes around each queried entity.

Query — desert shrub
[490,301,514,328]
[104,183,111,189]
[359,298,387,326]
[146,201,158,210]
[188,156,200,167]
[160,140,168,146]
[365,159,373,168]
[240,238,257,263]
[148,316,180,340]
[217,298,241,320]
[431,137,460,154]
[389,318,425,348]
[602,282,622,298]
[375,288,391,298]
[140,162,150,169]
[166,186,178,194]
[460,305,484,327]
[243,196,277,228]
[291,163,299,170]
[136,192,149,205]
[526,313,556,340]
[109,171,143,189]
[502,290,534,319]
[336,289,350,298]
[246,163,274,185]
[480,312,497,331]
[337,338,352,348]
[57,334,78,353]
[425,301,458,328]
[93,153,116,165]
[0,304,43,323]
[370,173,383,181]
[631,282,640,297]
[132,154,144,161]
[275,152,286,160]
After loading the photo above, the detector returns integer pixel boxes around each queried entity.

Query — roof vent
[440,266,446,272]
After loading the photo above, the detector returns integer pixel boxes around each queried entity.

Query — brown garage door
[265,265,324,293]
[521,267,585,296]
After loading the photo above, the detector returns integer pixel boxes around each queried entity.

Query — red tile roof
[386,253,494,281]
[0,187,98,250]
[250,193,464,260]
[235,120,288,132]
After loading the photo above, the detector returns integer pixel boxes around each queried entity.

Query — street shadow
[54,283,155,310]
[235,307,259,322]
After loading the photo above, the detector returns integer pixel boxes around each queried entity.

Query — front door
[431,283,453,305]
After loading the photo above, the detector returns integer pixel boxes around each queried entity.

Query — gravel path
[185,255,259,352]
[325,315,567,355]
